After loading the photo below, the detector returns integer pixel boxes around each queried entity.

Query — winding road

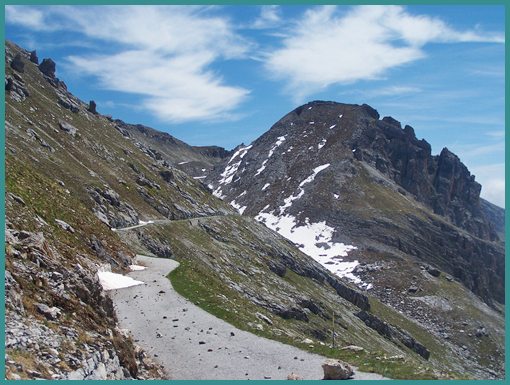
[110,255,388,380]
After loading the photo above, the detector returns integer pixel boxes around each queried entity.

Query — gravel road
[110,255,388,380]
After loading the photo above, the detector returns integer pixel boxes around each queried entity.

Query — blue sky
[5,5,505,207]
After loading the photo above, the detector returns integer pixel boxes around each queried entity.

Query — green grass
[167,236,453,380]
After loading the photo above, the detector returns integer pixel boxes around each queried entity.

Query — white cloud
[365,85,421,98]
[251,5,282,29]
[265,5,504,101]
[470,163,505,208]
[6,5,251,123]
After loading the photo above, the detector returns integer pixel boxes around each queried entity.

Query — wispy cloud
[6,5,251,123]
[250,5,282,29]
[265,5,504,101]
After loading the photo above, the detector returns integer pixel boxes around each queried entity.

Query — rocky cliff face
[206,100,504,306]
[205,101,505,377]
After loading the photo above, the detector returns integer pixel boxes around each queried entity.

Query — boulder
[29,50,39,64]
[88,100,98,114]
[340,345,364,352]
[39,58,56,78]
[10,53,25,73]
[58,120,78,136]
[322,359,354,380]
[287,372,303,380]
[55,219,75,233]
[35,303,61,320]
[426,266,441,277]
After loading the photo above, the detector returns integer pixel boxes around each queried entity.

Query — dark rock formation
[29,50,39,64]
[356,310,430,359]
[39,58,56,78]
[192,145,231,159]
[10,53,25,73]
[88,100,98,114]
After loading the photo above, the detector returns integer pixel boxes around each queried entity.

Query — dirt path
[110,256,388,380]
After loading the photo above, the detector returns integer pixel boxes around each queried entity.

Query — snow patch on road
[98,271,144,291]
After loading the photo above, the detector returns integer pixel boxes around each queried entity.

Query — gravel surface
[111,255,388,380]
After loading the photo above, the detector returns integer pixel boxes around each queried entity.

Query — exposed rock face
[192,145,232,160]
[207,100,504,306]
[355,310,430,359]
[39,58,56,78]
[29,50,39,64]
[88,100,98,114]
[11,53,25,73]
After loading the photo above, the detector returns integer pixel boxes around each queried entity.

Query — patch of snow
[238,190,247,198]
[262,183,270,191]
[309,121,315,125]
[207,184,214,190]
[279,164,330,214]
[129,265,147,271]
[193,176,206,179]
[255,212,359,283]
[97,271,144,291]
[318,139,327,150]
[260,204,270,212]
[268,136,286,158]
[230,200,247,215]
[333,194,340,199]
[352,149,357,152]
[178,161,189,165]
[255,159,268,176]
[138,220,154,225]
[201,168,206,172]
[329,124,336,129]
[214,144,252,197]
[339,114,343,118]
[255,136,286,176]
[308,106,313,110]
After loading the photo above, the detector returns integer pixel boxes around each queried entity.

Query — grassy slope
[127,217,466,379]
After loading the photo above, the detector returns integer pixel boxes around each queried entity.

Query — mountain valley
[4,40,505,380]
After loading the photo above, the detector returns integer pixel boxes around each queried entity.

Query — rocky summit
[4,40,505,380]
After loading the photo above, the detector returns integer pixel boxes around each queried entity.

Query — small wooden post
[332,311,335,349]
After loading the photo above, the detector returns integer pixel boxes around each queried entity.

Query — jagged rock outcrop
[29,50,39,64]
[207,100,504,306]
[356,310,430,359]
[11,53,25,73]
[39,58,56,78]
[88,100,98,114]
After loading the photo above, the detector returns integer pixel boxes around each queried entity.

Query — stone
[255,312,273,325]
[426,266,441,278]
[408,285,419,293]
[340,345,364,352]
[39,58,56,78]
[58,120,78,136]
[287,372,303,380]
[11,53,25,73]
[88,100,98,114]
[30,50,39,64]
[322,359,354,380]
[55,219,75,233]
[35,303,61,320]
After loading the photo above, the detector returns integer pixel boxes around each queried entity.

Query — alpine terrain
[4,40,505,380]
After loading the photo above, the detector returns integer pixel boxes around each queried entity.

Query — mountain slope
[206,100,505,377]
[5,40,491,380]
